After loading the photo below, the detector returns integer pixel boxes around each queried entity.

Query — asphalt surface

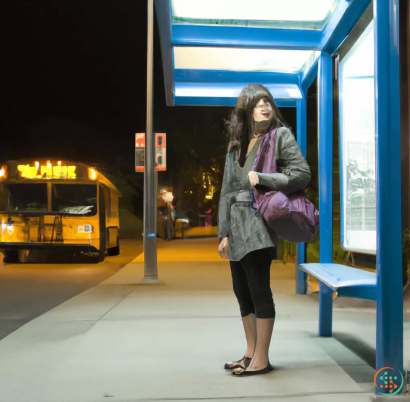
[0,238,143,340]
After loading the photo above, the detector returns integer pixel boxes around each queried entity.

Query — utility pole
[141,0,162,284]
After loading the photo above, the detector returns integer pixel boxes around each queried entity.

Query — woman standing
[218,84,310,376]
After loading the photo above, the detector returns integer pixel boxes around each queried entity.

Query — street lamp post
[141,0,162,284]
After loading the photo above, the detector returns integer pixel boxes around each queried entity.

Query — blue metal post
[318,53,333,336]
[319,282,333,337]
[318,53,333,264]
[374,0,403,375]
[296,95,308,294]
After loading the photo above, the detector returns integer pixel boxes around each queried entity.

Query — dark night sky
[1,1,170,169]
[0,1,297,180]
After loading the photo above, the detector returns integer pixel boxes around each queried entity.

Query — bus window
[52,184,97,216]
[102,185,111,217]
[0,183,48,212]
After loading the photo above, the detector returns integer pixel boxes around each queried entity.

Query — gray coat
[218,127,311,261]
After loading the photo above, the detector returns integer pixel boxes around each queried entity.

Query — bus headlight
[0,166,7,179]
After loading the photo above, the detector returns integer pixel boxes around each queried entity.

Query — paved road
[0,239,143,340]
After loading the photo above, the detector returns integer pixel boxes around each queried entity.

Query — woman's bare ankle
[247,355,269,370]
[245,349,254,358]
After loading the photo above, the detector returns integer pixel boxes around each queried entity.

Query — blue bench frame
[299,263,376,337]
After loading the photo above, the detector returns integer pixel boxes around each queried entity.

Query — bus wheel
[108,237,120,256]
[98,245,105,263]
[3,251,20,264]
[90,251,104,264]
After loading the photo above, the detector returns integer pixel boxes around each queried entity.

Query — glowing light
[18,163,77,179]
[46,161,52,178]
[174,47,313,73]
[287,88,302,98]
[19,164,37,178]
[0,168,5,178]
[172,0,336,23]
[55,160,64,178]
[88,168,97,180]
[6,219,13,235]
[53,166,67,178]
[68,166,77,179]
[175,83,301,99]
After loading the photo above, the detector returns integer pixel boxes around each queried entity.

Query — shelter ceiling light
[174,47,313,73]
[175,84,302,100]
[172,0,337,22]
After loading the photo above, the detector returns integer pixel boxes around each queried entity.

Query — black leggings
[230,247,276,319]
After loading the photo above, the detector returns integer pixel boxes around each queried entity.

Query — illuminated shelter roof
[155,0,371,107]
[171,0,341,30]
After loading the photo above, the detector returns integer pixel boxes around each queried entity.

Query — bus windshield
[0,183,48,212]
[52,184,97,216]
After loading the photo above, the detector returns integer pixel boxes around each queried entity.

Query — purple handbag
[252,129,318,243]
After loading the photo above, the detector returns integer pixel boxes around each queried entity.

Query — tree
[168,107,228,222]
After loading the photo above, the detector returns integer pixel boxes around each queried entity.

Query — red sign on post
[135,133,166,172]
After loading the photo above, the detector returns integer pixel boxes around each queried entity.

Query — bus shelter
[153,0,403,379]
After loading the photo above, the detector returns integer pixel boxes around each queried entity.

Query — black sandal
[232,363,273,376]
[224,356,252,370]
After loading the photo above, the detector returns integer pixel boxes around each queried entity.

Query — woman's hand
[248,171,259,187]
[218,237,229,259]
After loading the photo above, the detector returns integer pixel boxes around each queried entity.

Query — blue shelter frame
[155,0,403,377]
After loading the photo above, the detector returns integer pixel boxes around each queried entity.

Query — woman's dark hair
[226,84,289,166]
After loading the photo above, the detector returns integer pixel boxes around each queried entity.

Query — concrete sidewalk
[0,238,394,402]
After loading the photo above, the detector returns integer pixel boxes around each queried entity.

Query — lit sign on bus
[17,162,77,179]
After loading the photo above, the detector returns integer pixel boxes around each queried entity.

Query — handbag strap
[252,129,277,173]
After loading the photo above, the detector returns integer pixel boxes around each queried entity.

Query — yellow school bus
[0,160,121,263]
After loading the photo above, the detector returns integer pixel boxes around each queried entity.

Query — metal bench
[299,263,377,336]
